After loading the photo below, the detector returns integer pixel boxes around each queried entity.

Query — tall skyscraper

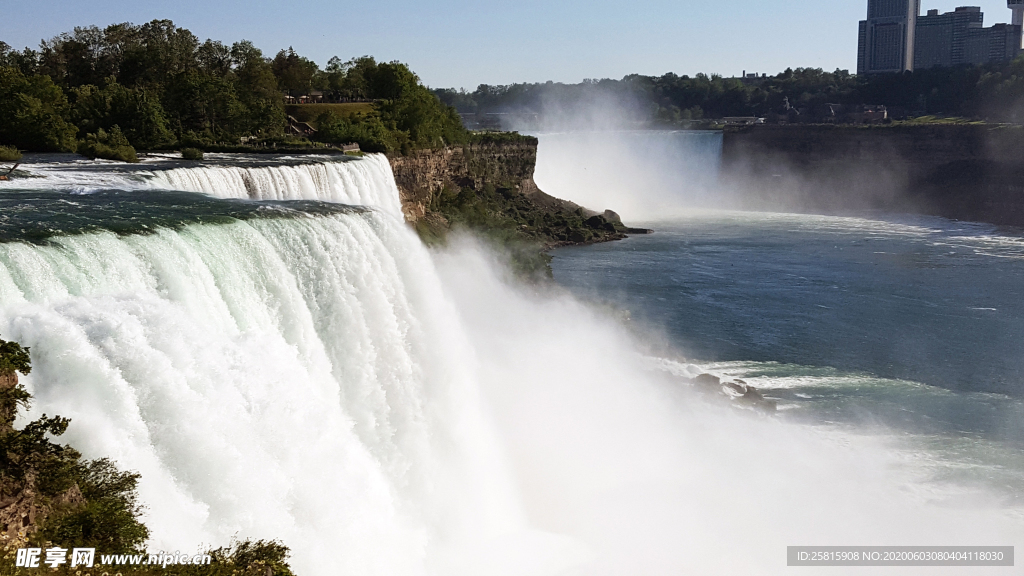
[915,7,983,69]
[858,0,922,74]
[911,6,1021,70]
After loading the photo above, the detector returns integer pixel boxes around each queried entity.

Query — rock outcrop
[389,140,594,225]
[387,137,650,264]
[691,373,777,413]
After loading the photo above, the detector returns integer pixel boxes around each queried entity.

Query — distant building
[963,22,1023,64]
[858,0,921,75]
[1012,0,1024,27]
[739,71,769,85]
[915,7,1021,69]
[861,2,1023,74]
[915,7,983,69]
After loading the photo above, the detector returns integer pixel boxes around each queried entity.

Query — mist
[431,236,1022,575]
[533,131,728,223]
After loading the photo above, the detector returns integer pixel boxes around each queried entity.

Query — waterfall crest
[11,154,404,219]
[147,154,404,217]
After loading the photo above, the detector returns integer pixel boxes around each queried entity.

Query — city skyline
[4,0,1023,88]
[859,0,1021,74]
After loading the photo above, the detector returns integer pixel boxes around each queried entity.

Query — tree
[73,80,174,149]
[334,56,376,100]
[0,66,78,151]
[38,459,150,553]
[232,41,286,137]
[367,61,419,101]
[117,20,201,88]
[162,70,243,139]
[197,39,232,77]
[315,111,396,152]
[271,47,318,96]
[77,126,139,162]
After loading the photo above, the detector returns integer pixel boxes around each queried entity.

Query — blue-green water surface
[552,211,1024,504]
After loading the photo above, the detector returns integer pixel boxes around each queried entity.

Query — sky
[2,0,1018,89]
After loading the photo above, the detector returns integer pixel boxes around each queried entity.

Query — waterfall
[146,155,405,218]
[12,154,404,220]
[0,211,523,576]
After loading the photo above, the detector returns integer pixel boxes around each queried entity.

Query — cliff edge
[388,135,647,277]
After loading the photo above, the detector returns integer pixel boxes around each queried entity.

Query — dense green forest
[0,20,467,156]
[436,59,1024,124]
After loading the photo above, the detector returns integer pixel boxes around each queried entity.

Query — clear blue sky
[2,0,1016,89]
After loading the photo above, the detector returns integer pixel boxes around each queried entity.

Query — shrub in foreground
[77,127,138,163]
[0,146,20,162]
[180,147,204,161]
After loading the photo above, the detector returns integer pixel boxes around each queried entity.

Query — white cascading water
[0,209,525,575]
[1,156,1021,575]
[12,153,404,218]
[146,154,404,216]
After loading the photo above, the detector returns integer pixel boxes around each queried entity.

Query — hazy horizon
[5,0,1021,89]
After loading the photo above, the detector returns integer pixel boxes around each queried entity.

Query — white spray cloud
[533,131,730,222]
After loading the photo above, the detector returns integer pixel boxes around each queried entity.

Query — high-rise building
[915,7,983,69]
[964,22,1024,64]
[913,6,1022,69]
[861,2,1024,74]
[858,0,922,74]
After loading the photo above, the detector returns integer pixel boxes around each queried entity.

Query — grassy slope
[285,103,375,127]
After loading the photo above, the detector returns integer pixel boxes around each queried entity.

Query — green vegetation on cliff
[425,181,627,279]
[0,338,148,552]
[310,58,467,153]
[0,341,30,375]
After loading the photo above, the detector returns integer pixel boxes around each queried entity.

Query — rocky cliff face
[389,141,564,223]
[721,125,1024,225]
[387,138,648,278]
